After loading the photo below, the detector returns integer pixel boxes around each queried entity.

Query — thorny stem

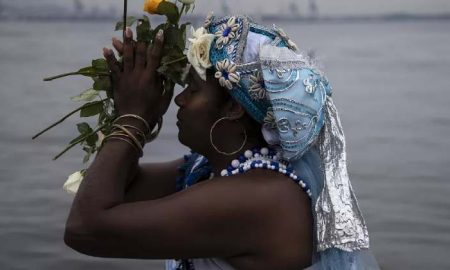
[53,124,107,161]
[178,4,186,24]
[32,99,108,140]
[164,56,187,66]
[43,72,109,81]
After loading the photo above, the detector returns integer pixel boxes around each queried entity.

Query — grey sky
[6,0,450,16]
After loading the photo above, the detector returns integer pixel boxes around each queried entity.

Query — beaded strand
[219,147,312,198]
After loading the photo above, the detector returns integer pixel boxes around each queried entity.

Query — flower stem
[53,124,106,161]
[123,0,128,40]
[164,56,187,66]
[43,72,109,81]
[32,99,107,140]
[177,4,186,24]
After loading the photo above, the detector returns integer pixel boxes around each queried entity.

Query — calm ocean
[1,20,449,270]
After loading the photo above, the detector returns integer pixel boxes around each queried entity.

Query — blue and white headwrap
[186,14,379,270]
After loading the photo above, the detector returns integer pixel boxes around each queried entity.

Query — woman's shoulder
[222,169,314,261]
[228,169,311,204]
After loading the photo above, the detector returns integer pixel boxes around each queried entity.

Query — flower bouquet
[32,0,195,193]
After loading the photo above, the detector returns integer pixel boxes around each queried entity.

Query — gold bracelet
[121,124,146,143]
[110,128,145,146]
[103,135,141,156]
[112,124,144,156]
[114,114,150,135]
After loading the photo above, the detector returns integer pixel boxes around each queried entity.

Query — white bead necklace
[217,147,312,197]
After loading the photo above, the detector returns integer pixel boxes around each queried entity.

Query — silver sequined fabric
[316,97,370,252]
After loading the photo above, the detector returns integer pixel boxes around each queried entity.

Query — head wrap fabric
[187,14,377,270]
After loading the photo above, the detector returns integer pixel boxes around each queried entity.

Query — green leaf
[71,89,100,102]
[85,133,99,148]
[77,122,93,135]
[92,59,108,72]
[136,15,152,43]
[93,77,111,91]
[157,1,179,24]
[77,66,97,77]
[115,16,138,31]
[80,102,104,118]
[165,26,185,51]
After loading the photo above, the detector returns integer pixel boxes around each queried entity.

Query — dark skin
[64,28,313,270]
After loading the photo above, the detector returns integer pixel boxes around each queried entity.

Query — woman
[64,15,379,270]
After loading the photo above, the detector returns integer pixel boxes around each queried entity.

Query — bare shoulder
[212,170,314,269]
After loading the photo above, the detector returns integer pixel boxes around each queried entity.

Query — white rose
[179,0,195,4]
[187,27,214,81]
[63,171,84,195]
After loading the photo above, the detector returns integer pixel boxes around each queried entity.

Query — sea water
[1,20,450,270]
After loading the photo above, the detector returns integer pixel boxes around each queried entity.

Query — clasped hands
[103,27,173,131]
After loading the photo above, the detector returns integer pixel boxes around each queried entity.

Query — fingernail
[156,29,164,40]
[103,48,112,56]
[112,37,118,43]
[126,27,132,38]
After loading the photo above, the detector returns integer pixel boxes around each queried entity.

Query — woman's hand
[103,27,172,128]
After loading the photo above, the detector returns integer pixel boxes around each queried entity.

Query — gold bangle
[114,114,150,134]
[121,124,146,142]
[112,124,144,156]
[103,135,141,155]
[110,128,145,146]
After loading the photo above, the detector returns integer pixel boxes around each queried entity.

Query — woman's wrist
[113,112,163,146]
[114,117,149,138]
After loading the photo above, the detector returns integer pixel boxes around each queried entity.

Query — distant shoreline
[1,13,450,24]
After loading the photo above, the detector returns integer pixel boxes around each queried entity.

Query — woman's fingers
[146,29,164,73]
[103,48,120,76]
[112,37,124,56]
[135,42,147,69]
[123,27,134,72]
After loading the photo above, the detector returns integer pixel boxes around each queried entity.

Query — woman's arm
[124,158,184,203]
[64,27,172,243]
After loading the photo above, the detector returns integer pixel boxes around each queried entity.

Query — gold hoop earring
[210,117,247,156]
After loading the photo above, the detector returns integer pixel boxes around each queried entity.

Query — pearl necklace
[219,147,312,198]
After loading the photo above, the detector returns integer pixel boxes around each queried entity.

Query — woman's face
[174,68,229,151]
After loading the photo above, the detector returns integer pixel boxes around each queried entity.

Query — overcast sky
[7,0,450,16]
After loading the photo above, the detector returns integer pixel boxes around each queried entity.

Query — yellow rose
[143,0,164,14]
